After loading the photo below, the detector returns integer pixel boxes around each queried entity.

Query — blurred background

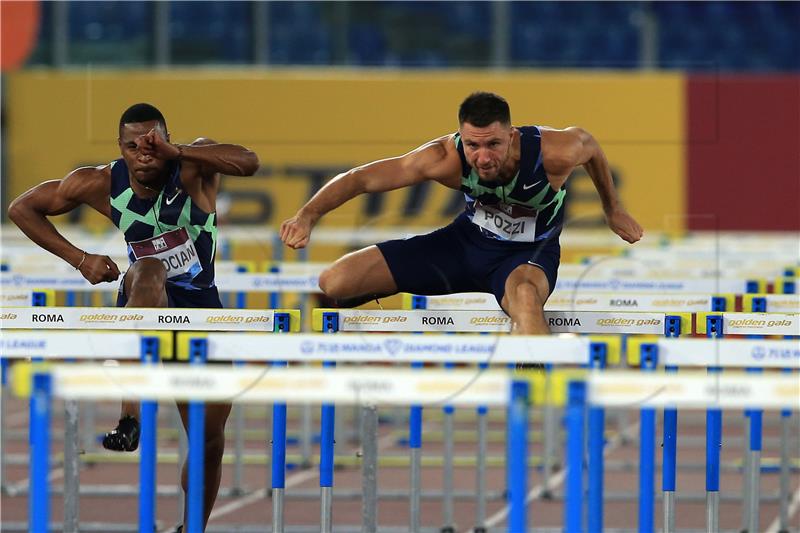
[1,0,799,265]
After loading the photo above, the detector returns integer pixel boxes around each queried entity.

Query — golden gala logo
[469,316,510,326]
[80,313,144,323]
[729,319,793,328]
[207,315,244,324]
[596,318,662,327]
[0,313,19,320]
[343,315,408,324]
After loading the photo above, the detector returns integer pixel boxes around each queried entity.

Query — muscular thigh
[323,245,399,297]
[500,264,551,312]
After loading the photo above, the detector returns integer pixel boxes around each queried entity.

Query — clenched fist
[78,253,121,284]
[280,211,317,249]
[606,208,644,244]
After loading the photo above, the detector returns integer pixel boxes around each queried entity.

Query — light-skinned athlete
[281,92,642,333]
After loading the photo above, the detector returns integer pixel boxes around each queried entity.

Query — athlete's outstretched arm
[281,136,460,249]
[541,127,643,244]
[135,130,260,177]
[8,167,121,283]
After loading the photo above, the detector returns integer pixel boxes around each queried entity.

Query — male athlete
[281,92,643,333]
[9,103,259,531]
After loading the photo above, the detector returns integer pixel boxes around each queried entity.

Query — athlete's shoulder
[65,163,112,184]
[59,164,112,202]
[188,137,215,146]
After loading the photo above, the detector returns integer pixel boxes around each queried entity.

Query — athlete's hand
[78,253,121,284]
[280,211,316,249]
[606,208,644,244]
[136,129,181,161]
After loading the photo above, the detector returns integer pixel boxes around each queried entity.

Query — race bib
[473,202,538,242]
[129,228,202,282]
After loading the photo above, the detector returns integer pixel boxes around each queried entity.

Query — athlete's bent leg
[500,264,551,335]
[318,245,398,306]
[103,258,169,452]
[178,402,232,531]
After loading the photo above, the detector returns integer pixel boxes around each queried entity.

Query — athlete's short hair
[118,103,167,135]
[458,92,511,127]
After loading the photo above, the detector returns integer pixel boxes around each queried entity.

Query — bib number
[473,203,538,242]
[130,228,202,282]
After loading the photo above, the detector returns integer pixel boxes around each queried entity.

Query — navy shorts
[116,278,223,309]
[377,214,561,306]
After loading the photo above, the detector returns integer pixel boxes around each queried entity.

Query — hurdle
[695,311,800,533]
[15,340,800,531]
[625,313,800,533]
[5,320,800,531]
[744,288,800,533]
[0,306,299,533]
[565,370,800,533]
[14,360,515,532]
[311,308,701,532]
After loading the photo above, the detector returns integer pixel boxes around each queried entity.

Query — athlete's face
[118,120,169,186]
[459,121,514,182]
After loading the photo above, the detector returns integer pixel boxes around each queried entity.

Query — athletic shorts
[116,278,223,363]
[376,214,561,306]
[116,279,223,309]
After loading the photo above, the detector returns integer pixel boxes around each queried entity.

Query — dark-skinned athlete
[9,103,259,532]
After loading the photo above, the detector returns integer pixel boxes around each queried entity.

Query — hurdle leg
[706,407,722,533]
[138,398,158,533]
[741,411,752,531]
[662,407,678,533]
[587,405,604,532]
[30,372,52,533]
[409,403,423,533]
[320,390,336,533]
[639,406,656,533]
[564,381,586,533]
[441,359,456,533]
[442,404,455,532]
[778,408,791,533]
[64,399,81,533]
[1,358,8,494]
[541,364,556,499]
[272,401,287,533]
[746,405,762,533]
[361,404,378,533]
[662,363,679,533]
[475,405,489,532]
[187,400,206,533]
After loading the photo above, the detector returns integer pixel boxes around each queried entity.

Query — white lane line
[206,429,399,525]
[477,421,639,532]
[5,467,65,496]
[206,469,318,523]
[765,484,800,533]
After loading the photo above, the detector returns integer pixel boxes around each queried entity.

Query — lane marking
[478,420,638,532]
[205,429,399,525]
[765,484,800,533]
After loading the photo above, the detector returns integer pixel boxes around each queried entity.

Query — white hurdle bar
[17,360,800,533]
[0,306,279,331]
[407,291,743,313]
[19,362,514,533]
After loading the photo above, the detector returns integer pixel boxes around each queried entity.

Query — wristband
[75,251,87,270]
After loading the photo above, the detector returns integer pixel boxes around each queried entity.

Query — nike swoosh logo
[522,180,543,191]
[164,189,182,205]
